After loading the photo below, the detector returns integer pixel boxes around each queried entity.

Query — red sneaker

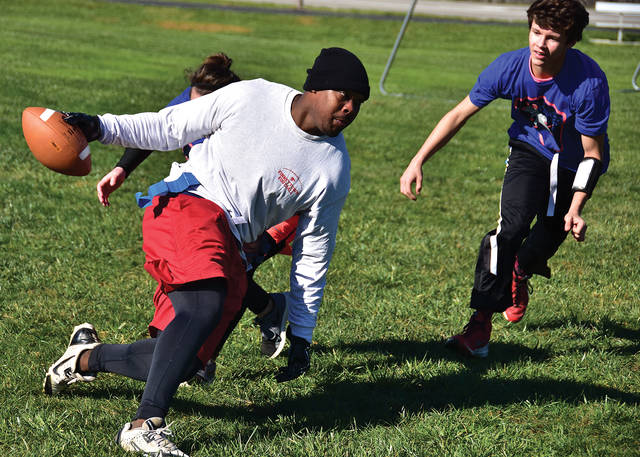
[503,258,532,323]
[445,311,492,358]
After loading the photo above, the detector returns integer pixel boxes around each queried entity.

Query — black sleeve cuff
[115,148,153,176]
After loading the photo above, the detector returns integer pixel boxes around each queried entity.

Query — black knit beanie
[303,47,370,101]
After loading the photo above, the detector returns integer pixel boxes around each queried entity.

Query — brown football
[22,107,91,176]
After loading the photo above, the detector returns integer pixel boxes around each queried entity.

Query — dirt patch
[158,20,251,34]
[296,16,316,26]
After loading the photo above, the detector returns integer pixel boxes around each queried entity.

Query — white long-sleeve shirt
[98,79,351,341]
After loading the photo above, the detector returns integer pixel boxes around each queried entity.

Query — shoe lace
[144,423,179,451]
[513,273,533,306]
[462,313,485,335]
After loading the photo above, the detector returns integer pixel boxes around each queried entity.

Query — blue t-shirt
[469,47,610,172]
[166,87,204,154]
[166,86,192,107]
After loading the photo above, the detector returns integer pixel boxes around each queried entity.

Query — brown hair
[527,0,589,44]
[187,52,241,96]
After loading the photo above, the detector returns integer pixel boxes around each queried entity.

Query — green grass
[1,0,639,456]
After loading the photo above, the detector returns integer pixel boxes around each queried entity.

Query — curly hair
[187,52,241,96]
[527,0,589,44]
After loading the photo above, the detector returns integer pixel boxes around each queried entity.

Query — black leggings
[88,273,270,382]
[87,332,202,382]
[89,278,226,420]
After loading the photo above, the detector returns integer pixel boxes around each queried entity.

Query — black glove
[275,327,310,383]
[63,112,101,142]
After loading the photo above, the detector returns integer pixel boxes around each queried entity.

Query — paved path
[225,0,640,27]
[111,0,640,30]
[229,0,528,22]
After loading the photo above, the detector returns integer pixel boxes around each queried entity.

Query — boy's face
[528,19,573,74]
[312,89,366,137]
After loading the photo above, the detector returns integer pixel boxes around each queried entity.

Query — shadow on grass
[261,373,640,427]
[316,337,552,368]
[116,365,639,454]
[76,335,639,415]
[248,338,638,427]
[69,335,639,454]
[194,338,635,420]
[173,342,639,453]
[524,316,640,355]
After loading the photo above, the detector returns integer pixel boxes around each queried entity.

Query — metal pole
[617,13,623,43]
[379,0,418,96]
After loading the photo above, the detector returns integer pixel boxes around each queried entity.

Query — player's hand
[275,327,310,383]
[63,112,101,142]
[400,160,423,200]
[243,232,278,270]
[97,167,127,207]
[564,211,587,242]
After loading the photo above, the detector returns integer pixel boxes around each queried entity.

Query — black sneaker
[254,293,288,358]
[180,359,216,387]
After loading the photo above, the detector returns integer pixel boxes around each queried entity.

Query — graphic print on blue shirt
[514,96,566,152]
[468,47,610,172]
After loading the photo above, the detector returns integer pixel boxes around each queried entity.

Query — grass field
[1,0,639,455]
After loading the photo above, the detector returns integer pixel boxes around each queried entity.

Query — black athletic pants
[89,278,226,419]
[470,140,575,312]
[87,332,202,383]
[87,276,269,406]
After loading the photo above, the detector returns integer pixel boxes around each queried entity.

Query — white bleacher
[595,1,640,43]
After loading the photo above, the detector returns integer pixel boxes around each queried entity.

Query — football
[22,107,91,176]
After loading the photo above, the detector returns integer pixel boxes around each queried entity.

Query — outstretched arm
[96,148,153,206]
[563,134,605,242]
[400,96,481,200]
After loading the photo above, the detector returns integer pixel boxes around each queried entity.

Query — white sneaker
[43,323,102,395]
[115,417,189,456]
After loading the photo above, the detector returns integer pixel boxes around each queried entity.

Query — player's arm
[64,83,238,153]
[400,96,482,200]
[276,197,345,382]
[97,148,153,207]
[563,134,605,242]
[96,87,195,206]
[66,95,221,204]
[90,89,228,151]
